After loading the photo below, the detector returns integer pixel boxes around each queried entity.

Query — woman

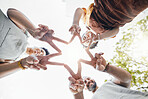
[0,8,66,78]
[69,0,148,48]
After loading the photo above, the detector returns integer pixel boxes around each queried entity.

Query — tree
[109,16,148,92]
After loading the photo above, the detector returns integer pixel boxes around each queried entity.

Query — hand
[68,24,82,44]
[21,55,47,70]
[95,52,107,71]
[37,53,63,68]
[34,24,62,53]
[68,76,84,94]
[69,24,81,35]
[21,53,62,70]
[33,24,54,39]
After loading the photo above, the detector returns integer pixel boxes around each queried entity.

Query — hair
[81,32,98,49]
[82,3,94,26]
[89,4,114,30]
[41,47,50,55]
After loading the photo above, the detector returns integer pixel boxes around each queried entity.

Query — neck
[92,86,98,93]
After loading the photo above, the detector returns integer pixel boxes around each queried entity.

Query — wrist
[18,59,26,70]
[26,28,37,38]
[73,21,79,25]
[103,63,110,72]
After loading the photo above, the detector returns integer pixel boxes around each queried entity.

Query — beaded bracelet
[18,59,26,70]
[103,63,110,72]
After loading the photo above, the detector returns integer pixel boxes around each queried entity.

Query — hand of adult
[21,55,46,70]
[68,76,84,94]
[33,24,53,39]
[69,24,82,43]
[35,24,67,53]
[95,52,107,71]
[69,24,81,35]
[21,53,62,70]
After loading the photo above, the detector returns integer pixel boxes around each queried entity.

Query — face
[26,47,45,56]
[82,30,92,44]
[84,77,97,91]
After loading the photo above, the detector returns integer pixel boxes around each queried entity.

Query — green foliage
[109,16,148,92]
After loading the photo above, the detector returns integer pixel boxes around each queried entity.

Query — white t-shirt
[92,81,148,99]
[0,9,28,60]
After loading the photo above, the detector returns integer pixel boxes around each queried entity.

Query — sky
[0,0,147,99]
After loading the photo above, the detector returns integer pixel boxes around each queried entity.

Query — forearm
[106,64,132,84]
[7,8,36,37]
[73,8,84,25]
[0,61,21,78]
[74,91,84,99]
[99,27,119,40]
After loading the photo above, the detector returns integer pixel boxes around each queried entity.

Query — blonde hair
[82,3,94,26]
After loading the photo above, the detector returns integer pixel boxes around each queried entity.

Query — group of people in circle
[0,0,148,99]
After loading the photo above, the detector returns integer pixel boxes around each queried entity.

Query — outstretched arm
[0,61,22,78]
[69,8,84,44]
[7,8,37,37]
[98,27,119,40]
[96,53,132,88]
[85,48,93,59]
[72,8,84,25]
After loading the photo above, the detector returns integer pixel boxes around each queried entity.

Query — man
[68,53,148,99]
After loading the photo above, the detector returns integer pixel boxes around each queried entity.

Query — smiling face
[82,31,99,49]
[84,77,97,92]
[26,47,45,56]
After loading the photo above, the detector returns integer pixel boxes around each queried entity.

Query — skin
[69,8,84,44]
[83,77,99,93]
[64,62,84,99]
[7,8,68,53]
[71,7,119,44]
[79,48,105,70]
[0,53,65,78]
[69,50,132,99]
[26,47,45,56]
[0,8,67,78]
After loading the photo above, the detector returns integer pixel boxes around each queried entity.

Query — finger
[77,62,82,78]
[46,53,61,59]
[52,36,68,44]
[26,56,35,64]
[48,41,62,53]
[77,34,83,44]
[38,24,48,29]
[80,59,92,66]
[76,26,81,33]
[29,64,40,70]
[69,26,73,32]
[68,77,76,83]
[68,34,76,43]
[37,63,47,70]
[69,88,78,94]
[47,61,64,66]
[64,65,76,78]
